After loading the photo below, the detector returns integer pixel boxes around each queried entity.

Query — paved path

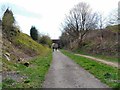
[42,50,108,88]
[75,54,118,68]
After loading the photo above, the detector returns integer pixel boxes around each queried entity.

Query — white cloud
[0,0,119,39]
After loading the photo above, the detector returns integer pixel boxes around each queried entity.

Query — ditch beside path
[42,50,108,88]
[75,54,118,68]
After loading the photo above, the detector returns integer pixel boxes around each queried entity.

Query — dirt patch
[2,71,27,82]
[2,70,28,87]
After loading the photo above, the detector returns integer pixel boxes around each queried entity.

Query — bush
[39,35,52,48]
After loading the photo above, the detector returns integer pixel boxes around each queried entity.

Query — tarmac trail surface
[42,50,108,88]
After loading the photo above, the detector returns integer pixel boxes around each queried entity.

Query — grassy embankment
[2,32,52,88]
[61,50,119,88]
[72,24,119,63]
[13,32,50,56]
[0,57,1,90]
[3,52,52,88]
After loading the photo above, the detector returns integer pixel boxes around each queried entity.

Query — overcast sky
[0,0,119,39]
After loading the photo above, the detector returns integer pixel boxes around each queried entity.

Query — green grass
[2,29,52,88]
[74,49,118,63]
[2,51,52,88]
[0,58,1,73]
[0,83,2,90]
[89,54,118,63]
[13,32,50,56]
[2,78,15,88]
[2,57,17,71]
[61,50,119,88]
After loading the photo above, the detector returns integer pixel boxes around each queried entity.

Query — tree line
[60,2,118,50]
[30,26,52,48]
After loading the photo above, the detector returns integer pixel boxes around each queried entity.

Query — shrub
[39,35,52,48]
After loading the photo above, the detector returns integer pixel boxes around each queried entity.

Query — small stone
[18,58,24,62]
[24,79,30,83]
[24,62,29,67]
[18,59,20,62]
[4,54,10,61]
[5,52,10,57]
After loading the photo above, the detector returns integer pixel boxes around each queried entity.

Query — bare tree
[106,7,119,45]
[60,31,71,48]
[62,2,98,47]
[107,8,119,25]
[97,13,107,29]
[119,1,120,24]
[97,13,107,40]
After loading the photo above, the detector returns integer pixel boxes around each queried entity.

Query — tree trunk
[76,38,82,48]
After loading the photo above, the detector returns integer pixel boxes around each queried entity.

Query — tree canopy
[60,2,98,49]
[2,8,15,33]
[2,8,20,40]
[39,35,52,47]
[30,26,38,41]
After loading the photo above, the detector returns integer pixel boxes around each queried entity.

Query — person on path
[51,43,58,52]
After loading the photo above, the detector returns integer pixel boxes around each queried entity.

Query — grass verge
[0,83,2,90]
[61,50,119,88]
[2,51,52,88]
[74,50,118,63]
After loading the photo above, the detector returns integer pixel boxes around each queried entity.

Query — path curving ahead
[42,50,108,88]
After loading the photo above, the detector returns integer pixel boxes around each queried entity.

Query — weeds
[15,51,52,88]
[2,78,15,88]
[2,51,52,88]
